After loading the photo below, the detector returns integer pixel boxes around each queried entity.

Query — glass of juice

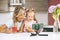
[12,26,17,33]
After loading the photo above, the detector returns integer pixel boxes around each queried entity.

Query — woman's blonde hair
[13,6,24,24]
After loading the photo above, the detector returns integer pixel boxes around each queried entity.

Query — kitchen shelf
[10,3,22,5]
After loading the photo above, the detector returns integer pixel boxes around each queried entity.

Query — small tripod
[30,30,48,36]
[30,23,48,36]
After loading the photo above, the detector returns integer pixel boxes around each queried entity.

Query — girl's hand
[37,29,41,33]
[25,27,34,32]
[33,21,36,24]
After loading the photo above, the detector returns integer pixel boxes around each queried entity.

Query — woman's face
[16,9,25,22]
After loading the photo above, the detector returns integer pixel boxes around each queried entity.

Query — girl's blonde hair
[13,6,24,25]
[25,8,37,23]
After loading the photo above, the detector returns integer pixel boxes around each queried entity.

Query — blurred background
[0,0,60,32]
[0,0,48,25]
[0,0,60,25]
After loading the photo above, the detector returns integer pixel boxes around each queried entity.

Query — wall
[0,0,9,12]
[35,12,48,25]
[0,12,13,25]
[25,0,48,12]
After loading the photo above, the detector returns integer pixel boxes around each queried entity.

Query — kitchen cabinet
[0,0,9,12]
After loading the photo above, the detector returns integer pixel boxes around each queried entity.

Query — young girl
[0,6,25,33]
[19,8,37,32]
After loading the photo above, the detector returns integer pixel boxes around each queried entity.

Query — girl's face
[27,11,34,21]
[16,9,25,22]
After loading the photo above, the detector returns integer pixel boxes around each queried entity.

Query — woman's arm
[0,24,8,33]
[19,22,25,32]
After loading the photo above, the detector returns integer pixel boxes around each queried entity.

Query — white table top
[0,32,60,40]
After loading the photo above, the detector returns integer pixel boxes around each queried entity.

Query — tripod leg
[30,33,37,36]
[38,34,48,36]
[36,31,48,36]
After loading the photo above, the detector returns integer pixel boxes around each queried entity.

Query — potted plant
[48,4,60,32]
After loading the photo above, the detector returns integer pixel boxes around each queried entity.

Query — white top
[24,20,36,31]
[16,22,22,30]
[5,19,22,30]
